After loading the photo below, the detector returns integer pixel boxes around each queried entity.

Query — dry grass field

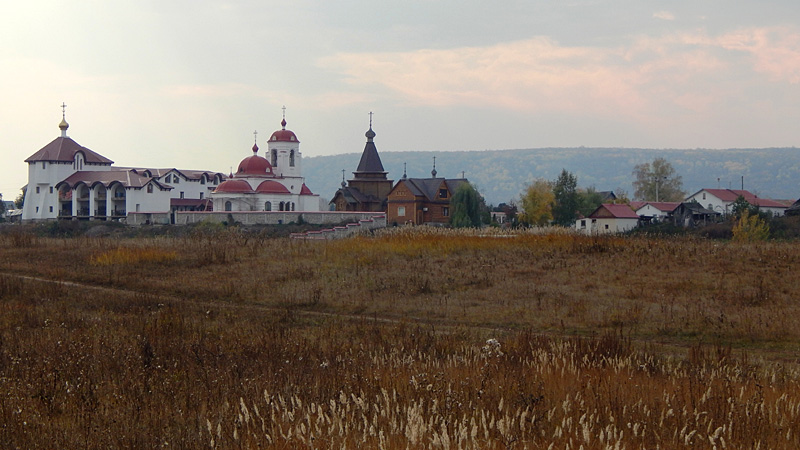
[1,225,799,448]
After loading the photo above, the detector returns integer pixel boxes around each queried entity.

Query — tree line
[516,157,687,227]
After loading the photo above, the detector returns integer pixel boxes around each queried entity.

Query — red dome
[269,118,299,142]
[255,180,291,194]
[236,154,273,176]
[214,179,254,193]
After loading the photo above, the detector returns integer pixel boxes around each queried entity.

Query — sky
[2,1,800,200]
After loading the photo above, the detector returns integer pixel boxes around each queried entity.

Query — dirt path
[1,271,503,333]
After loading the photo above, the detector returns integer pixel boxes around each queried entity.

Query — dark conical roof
[354,127,386,175]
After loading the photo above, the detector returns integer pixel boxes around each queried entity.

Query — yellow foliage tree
[732,209,770,242]
[519,179,554,226]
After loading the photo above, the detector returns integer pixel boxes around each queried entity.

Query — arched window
[271,149,278,166]
[289,150,295,167]
[265,201,271,211]
[225,201,232,211]
[147,184,153,194]
[279,201,285,211]
[73,153,84,170]
[291,202,295,211]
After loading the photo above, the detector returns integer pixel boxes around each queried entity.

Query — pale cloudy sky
[2,1,799,199]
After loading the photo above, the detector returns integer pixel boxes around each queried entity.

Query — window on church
[36,186,40,194]
[442,206,449,217]
[398,206,406,217]
[271,150,278,166]
[147,184,153,194]
[265,201,271,211]
[225,201,232,211]
[290,150,295,167]
[42,162,46,169]
[49,186,53,194]
[180,191,184,199]
[439,189,448,199]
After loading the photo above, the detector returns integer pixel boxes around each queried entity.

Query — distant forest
[303,147,800,206]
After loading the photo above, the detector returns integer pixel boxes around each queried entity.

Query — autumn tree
[551,169,579,226]
[732,209,770,242]
[632,157,685,202]
[519,179,554,226]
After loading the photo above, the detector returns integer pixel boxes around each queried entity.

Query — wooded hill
[303,147,800,206]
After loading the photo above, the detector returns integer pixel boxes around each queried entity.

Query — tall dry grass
[1,226,800,447]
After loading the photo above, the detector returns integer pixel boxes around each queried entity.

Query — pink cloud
[319,26,800,120]
[714,27,800,83]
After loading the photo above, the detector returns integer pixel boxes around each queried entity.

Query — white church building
[21,108,320,223]
[210,118,320,213]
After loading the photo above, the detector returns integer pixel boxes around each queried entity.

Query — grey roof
[678,202,719,215]
[330,186,381,205]
[354,127,387,175]
[401,178,469,201]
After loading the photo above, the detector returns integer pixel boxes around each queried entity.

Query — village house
[386,162,469,226]
[575,203,639,234]
[685,188,787,217]
[671,201,720,227]
[629,201,681,224]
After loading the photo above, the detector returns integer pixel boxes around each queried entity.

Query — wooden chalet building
[386,165,469,225]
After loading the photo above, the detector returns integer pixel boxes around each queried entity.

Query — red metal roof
[590,203,639,219]
[634,201,681,212]
[299,183,314,195]
[214,179,254,193]
[236,154,273,176]
[701,189,787,208]
[629,201,646,210]
[255,180,290,194]
[25,137,113,164]
[56,169,164,189]
[269,119,299,143]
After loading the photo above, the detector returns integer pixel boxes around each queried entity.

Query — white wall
[576,217,638,234]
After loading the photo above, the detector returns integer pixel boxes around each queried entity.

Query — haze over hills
[303,147,800,207]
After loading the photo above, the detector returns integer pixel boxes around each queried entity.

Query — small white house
[629,201,680,222]
[576,204,639,234]
[685,189,787,217]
